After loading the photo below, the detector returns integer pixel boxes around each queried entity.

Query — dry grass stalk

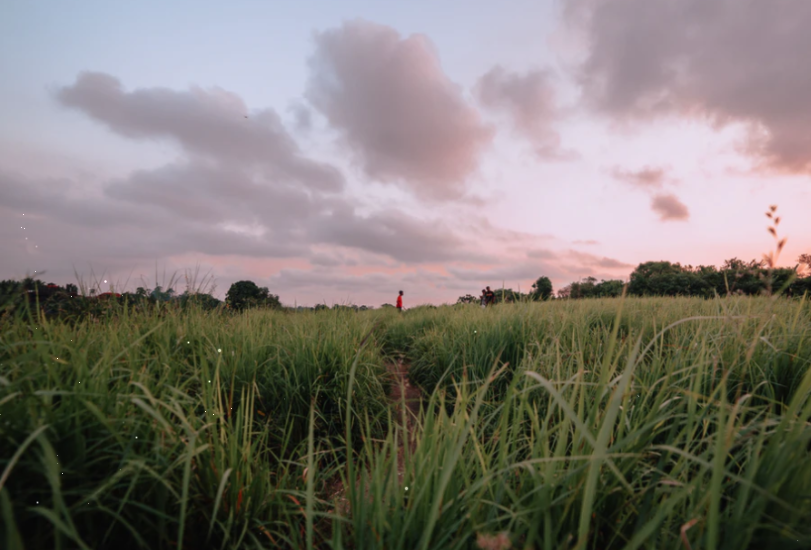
[762,205,786,269]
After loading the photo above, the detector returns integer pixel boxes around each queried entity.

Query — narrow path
[386,357,422,432]
[386,357,424,500]
[327,358,424,516]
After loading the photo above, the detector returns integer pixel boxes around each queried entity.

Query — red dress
[396,296,403,309]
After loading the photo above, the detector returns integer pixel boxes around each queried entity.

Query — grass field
[2,296,811,549]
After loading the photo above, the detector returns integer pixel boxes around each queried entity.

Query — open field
[2,296,811,549]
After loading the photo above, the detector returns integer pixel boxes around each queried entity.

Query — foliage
[458,289,532,305]
[493,288,528,304]
[0,278,224,325]
[3,297,811,549]
[456,294,479,305]
[179,291,222,311]
[530,275,553,300]
[224,280,281,311]
[150,285,176,301]
[0,306,386,549]
[558,277,625,299]
[624,258,808,298]
[367,297,811,550]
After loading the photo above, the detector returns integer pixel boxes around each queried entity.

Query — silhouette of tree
[225,280,281,311]
[530,276,553,301]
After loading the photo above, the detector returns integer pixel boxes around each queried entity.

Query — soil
[386,357,423,439]
[326,357,424,518]
[387,356,423,482]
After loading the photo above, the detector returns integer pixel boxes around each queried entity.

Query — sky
[1,0,810,306]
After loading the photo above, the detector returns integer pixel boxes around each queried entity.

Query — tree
[628,261,688,296]
[264,290,282,310]
[571,277,597,299]
[593,279,625,298]
[180,290,221,311]
[457,294,479,304]
[530,276,553,301]
[225,280,281,311]
[719,258,767,296]
[790,276,811,296]
[555,278,626,299]
[150,285,176,302]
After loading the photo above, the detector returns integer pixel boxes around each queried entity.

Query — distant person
[485,286,495,307]
[396,290,404,312]
[480,288,487,309]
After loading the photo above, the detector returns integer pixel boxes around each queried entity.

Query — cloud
[3,147,480,288]
[566,250,633,269]
[270,268,392,293]
[475,65,576,160]
[535,142,580,162]
[288,102,313,132]
[306,19,493,200]
[447,263,557,283]
[2,69,586,306]
[57,72,344,191]
[651,193,689,221]
[311,206,465,263]
[106,162,318,227]
[2,153,631,304]
[46,72,488,266]
[572,239,599,245]
[309,253,348,267]
[526,248,558,259]
[447,249,631,288]
[611,165,668,189]
[1,160,501,306]
[0,167,304,261]
[567,0,811,174]
[592,256,632,269]
[609,164,688,220]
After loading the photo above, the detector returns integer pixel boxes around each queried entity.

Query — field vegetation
[2,295,811,549]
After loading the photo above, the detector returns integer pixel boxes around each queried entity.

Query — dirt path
[386,357,422,433]
[386,357,423,472]
[327,358,424,517]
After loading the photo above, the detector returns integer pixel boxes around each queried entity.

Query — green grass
[2,296,811,549]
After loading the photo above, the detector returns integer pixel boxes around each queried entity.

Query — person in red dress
[396,290,404,312]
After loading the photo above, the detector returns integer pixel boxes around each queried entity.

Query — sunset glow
[2,0,809,306]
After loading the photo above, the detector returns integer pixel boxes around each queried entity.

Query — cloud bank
[567,0,811,174]
[475,66,575,160]
[306,19,493,200]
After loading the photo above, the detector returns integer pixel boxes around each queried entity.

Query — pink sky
[1,1,809,306]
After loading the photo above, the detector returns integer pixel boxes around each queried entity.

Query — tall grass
[2,296,810,548]
[343,296,811,549]
[0,305,387,548]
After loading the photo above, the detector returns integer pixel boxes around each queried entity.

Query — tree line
[0,278,366,322]
[457,255,811,304]
[2,254,809,322]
